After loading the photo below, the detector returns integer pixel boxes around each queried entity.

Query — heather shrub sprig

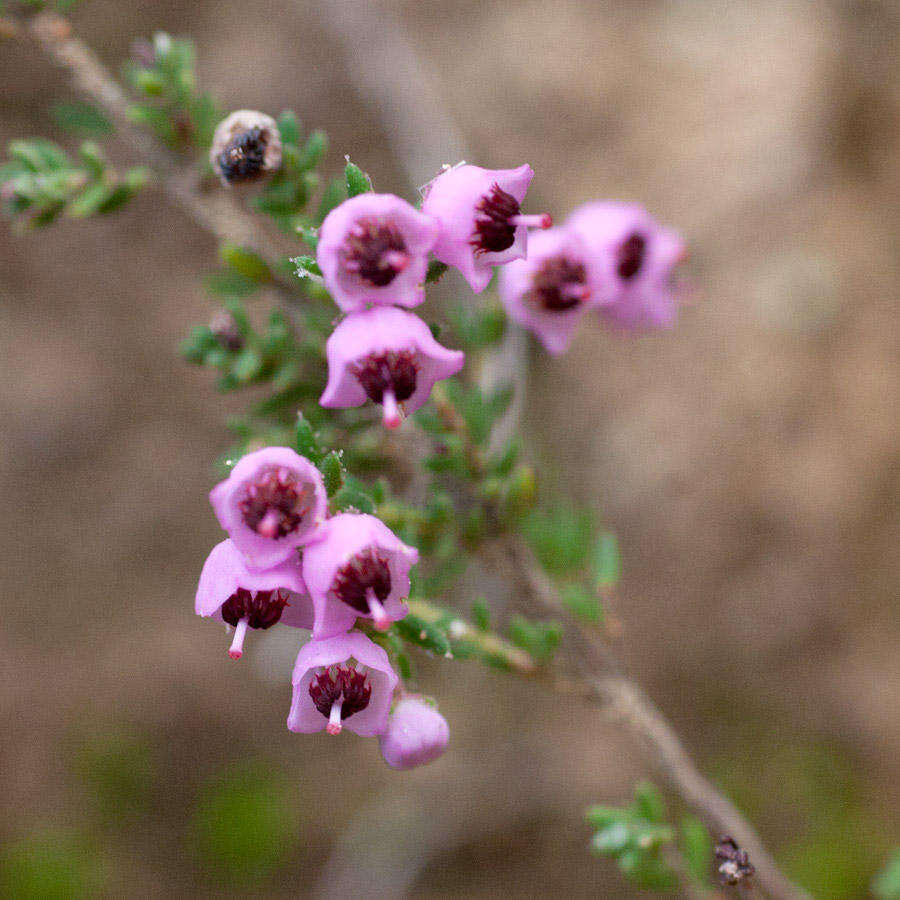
[1,11,815,897]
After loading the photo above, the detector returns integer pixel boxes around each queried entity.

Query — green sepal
[344,160,371,197]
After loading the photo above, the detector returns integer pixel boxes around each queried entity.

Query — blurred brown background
[1,0,898,896]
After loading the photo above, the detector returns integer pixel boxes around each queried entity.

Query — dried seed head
[209,310,243,351]
[715,836,755,886]
[210,110,282,185]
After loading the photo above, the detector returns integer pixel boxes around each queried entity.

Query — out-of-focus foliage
[0,830,105,899]
[0,138,147,228]
[123,32,219,151]
[587,781,679,891]
[190,763,297,887]
[873,850,900,900]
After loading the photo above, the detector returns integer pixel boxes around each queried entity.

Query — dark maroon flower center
[349,350,419,405]
[527,255,589,311]
[309,665,371,719]
[238,467,314,539]
[471,183,520,254]
[617,232,646,280]
[216,127,269,183]
[221,588,289,629]
[340,217,409,286]
[331,547,392,612]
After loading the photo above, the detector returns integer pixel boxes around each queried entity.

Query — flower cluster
[194,149,687,775]
[316,163,552,428]
[195,445,448,768]
[499,201,687,355]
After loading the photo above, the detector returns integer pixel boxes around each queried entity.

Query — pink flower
[498,226,594,355]
[421,163,551,293]
[379,695,449,770]
[316,193,439,312]
[566,201,686,330]
[209,447,327,571]
[302,512,418,638]
[288,632,398,736]
[195,539,314,659]
[320,306,464,429]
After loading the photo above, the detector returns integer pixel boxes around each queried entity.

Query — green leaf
[9,138,69,172]
[425,260,448,283]
[586,805,623,830]
[297,130,327,171]
[134,69,165,96]
[395,614,452,657]
[522,506,594,577]
[319,450,345,497]
[276,110,300,147]
[52,101,113,136]
[220,244,272,282]
[633,781,666,823]
[67,182,112,218]
[231,347,263,382]
[344,160,371,197]
[77,141,105,178]
[508,616,561,663]
[560,584,603,624]
[293,413,322,463]
[472,598,491,632]
[331,481,375,515]
[592,531,620,591]
[680,815,713,885]
[292,255,322,278]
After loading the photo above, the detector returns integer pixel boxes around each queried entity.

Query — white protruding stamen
[257,508,280,538]
[509,213,552,229]
[384,251,409,272]
[382,389,401,429]
[228,617,249,660]
[561,283,591,302]
[366,587,391,631]
[326,699,343,735]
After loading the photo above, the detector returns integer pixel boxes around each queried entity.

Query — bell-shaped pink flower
[209,447,327,571]
[288,632,398,736]
[421,163,551,293]
[498,226,595,356]
[379,695,449,770]
[195,539,314,660]
[566,201,686,330]
[316,193,439,312]
[302,512,418,639]
[320,306,464,429]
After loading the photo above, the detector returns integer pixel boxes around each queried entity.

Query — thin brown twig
[12,9,808,899]
[15,10,288,264]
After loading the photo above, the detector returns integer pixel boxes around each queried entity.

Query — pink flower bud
[209,447,327,571]
[317,193,439,312]
[379,695,449,770]
[301,513,418,639]
[499,226,595,355]
[288,632,398,736]
[320,306,464,429]
[195,539,313,660]
[421,163,551,293]
[566,201,686,330]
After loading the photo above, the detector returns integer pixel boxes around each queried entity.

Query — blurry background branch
[7,7,810,899]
